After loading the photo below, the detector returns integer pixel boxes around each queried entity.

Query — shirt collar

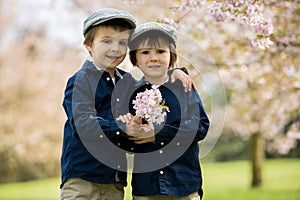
[136,76,169,88]
[115,68,123,80]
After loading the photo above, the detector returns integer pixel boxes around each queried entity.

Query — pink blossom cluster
[159,18,182,30]
[207,1,228,22]
[133,85,169,127]
[251,37,273,49]
[207,0,274,49]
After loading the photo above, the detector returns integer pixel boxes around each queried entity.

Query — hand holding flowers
[116,85,169,144]
[117,114,155,144]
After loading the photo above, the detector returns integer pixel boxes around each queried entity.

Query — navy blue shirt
[60,60,134,188]
[114,78,210,197]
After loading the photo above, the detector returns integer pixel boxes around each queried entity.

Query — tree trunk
[250,132,264,187]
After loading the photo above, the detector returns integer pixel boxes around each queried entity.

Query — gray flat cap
[83,8,136,36]
[129,22,177,46]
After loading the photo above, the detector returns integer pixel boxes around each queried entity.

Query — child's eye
[141,51,150,54]
[103,39,112,44]
[119,40,128,46]
[158,49,166,54]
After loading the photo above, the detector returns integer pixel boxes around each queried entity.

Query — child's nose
[111,42,120,52]
[150,53,158,62]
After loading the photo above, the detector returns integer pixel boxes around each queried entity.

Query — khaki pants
[133,191,201,200]
[60,178,124,200]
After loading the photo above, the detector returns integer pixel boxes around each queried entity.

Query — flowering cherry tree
[160,0,274,49]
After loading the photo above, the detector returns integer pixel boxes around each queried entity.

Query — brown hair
[84,19,133,47]
[129,31,177,68]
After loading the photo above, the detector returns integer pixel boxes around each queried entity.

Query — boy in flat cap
[116,22,210,200]
[60,8,193,200]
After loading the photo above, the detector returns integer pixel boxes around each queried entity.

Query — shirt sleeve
[168,67,189,76]
[62,71,127,143]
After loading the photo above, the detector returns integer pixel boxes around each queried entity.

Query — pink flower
[208,1,228,22]
[208,0,274,49]
[251,37,273,49]
[254,19,274,36]
[132,85,170,130]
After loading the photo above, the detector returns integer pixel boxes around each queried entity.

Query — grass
[0,178,59,200]
[0,159,299,200]
[201,159,300,200]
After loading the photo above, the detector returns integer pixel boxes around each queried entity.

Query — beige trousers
[60,178,124,200]
[133,191,201,200]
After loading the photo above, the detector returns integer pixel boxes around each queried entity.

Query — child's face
[136,41,170,84]
[85,26,130,72]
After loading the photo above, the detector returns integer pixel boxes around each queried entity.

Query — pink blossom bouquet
[132,85,169,131]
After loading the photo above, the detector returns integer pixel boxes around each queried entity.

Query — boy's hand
[117,115,143,136]
[116,113,133,124]
[170,68,197,92]
[117,114,155,144]
[125,119,142,137]
[128,125,155,144]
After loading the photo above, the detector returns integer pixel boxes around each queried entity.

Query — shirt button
[106,77,110,81]
[116,98,120,102]
[99,134,103,138]
[131,147,134,151]
[117,143,120,146]
[159,150,163,154]
[177,142,180,146]
[116,131,120,135]
[160,142,164,146]
[160,170,164,175]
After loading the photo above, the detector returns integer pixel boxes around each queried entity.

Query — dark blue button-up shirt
[114,77,210,197]
[60,60,134,188]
